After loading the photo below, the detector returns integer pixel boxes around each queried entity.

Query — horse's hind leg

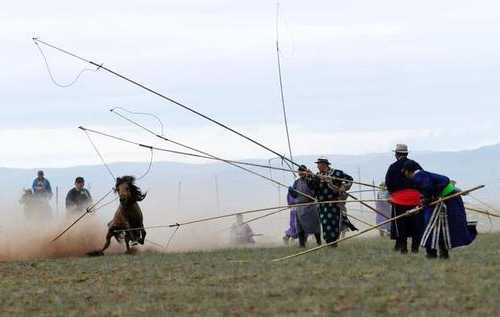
[139,229,146,245]
[125,238,133,254]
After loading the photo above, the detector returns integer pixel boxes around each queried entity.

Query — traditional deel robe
[385,157,424,241]
[308,169,355,244]
[289,177,321,235]
[285,193,299,239]
[332,171,355,234]
[375,190,392,231]
[412,170,476,250]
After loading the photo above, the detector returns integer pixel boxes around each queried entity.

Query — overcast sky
[1,0,500,168]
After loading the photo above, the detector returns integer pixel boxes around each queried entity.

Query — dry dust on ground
[0,213,165,261]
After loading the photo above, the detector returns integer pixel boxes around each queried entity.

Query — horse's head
[115,176,146,205]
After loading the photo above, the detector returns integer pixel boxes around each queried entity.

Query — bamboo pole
[172,199,385,228]
[347,193,390,220]
[465,206,500,218]
[77,126,381,190]
[272,185,485,262]
[215,207,290,235]
[241,207,289,226]
[346,213,389,234]
[114,198,387,233]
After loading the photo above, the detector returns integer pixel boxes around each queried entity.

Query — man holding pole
[306,157,357,247]
[401,160,477,259]
[288,165,321,247]
[385,144,424,254]
[65,177,93,215]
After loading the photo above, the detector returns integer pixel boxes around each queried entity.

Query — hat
[297,165,308,172]
[401,159,420,173]
[315,157,331,165]
[393,144,409,154]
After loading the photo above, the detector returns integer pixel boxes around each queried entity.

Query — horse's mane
[115,176,146,202]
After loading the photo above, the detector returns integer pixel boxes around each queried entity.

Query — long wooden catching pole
[272,185,485,262]
[346,213,390,234]
[465,206,500,218]
[170,199,385,228]
[114,198,387,233]
[347,193,390,220]
[78,125,381,190]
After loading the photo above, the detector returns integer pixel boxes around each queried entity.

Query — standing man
[401,160,477,259]
[307,157,356,247]
[384,144,424,254]
[65,177,93,215]
[288,165,321,247]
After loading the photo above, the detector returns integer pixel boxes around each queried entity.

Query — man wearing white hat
[384,144,424,254]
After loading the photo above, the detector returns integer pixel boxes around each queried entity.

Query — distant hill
[2,144,499,231]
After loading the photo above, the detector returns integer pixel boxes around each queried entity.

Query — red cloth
[390,189,421,206]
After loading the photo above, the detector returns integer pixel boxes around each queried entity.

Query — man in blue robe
[401,160,477,259]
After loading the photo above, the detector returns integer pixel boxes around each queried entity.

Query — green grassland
[1,234,500,316]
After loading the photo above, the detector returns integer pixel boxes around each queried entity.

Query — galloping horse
[89,176,147,256]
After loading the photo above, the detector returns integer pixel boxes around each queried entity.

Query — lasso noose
[109,106,165,137]
[33,38,100,88]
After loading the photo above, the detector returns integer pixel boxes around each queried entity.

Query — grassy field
[1,234,500,316]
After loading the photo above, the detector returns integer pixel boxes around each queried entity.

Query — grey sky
[1,0,500,168]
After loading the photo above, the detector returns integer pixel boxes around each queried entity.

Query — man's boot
[314,233,322,246]
[400,239,408,254]
[298,231,306,248]
[426,248,438,259]
[411,238,420,253]
[439,248,449,259]
[394,239,401,251]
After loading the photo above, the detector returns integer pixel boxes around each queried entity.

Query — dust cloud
[0,195,284,262]
[2,184,497,262]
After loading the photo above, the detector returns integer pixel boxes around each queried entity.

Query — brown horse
[89,176,146,256]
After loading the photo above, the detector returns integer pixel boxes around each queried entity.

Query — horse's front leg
[88,231,112,256]
[99,230,115,253]
[101,233,112,253]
